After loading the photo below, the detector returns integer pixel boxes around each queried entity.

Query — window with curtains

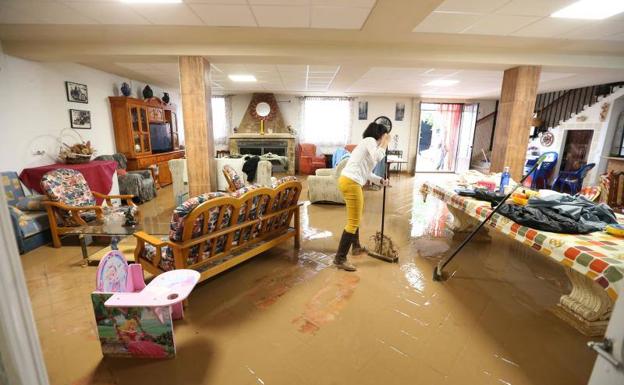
[212,96,228,145]
[301,97,352,147]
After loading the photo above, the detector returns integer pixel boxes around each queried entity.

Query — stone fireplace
[229,133,295,175]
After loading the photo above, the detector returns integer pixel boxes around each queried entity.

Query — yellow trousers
[338,176,363,234]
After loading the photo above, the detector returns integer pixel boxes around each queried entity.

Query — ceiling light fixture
[228,74,257,82]
[426,79,459,87]
[551,0,624,20]
[120,0,182,4]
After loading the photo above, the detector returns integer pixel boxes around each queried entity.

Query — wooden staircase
[533,82,624,137]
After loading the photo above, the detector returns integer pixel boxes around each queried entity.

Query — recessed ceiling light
[426,79,459,87]
[120,0,182,4]
[551,0,624,20]
[228,74,257,82]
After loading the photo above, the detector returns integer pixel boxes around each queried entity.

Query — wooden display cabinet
[109,96,184,186]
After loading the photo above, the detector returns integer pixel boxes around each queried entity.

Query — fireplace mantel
[230,133,295,139]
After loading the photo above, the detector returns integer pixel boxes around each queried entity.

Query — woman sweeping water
[334,122,390,271]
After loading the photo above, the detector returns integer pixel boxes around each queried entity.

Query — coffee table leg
[79,235,88,264]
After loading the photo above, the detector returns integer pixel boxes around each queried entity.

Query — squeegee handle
[436,155,547,273]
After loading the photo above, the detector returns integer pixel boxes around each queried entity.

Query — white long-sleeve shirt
[340,137,386,186]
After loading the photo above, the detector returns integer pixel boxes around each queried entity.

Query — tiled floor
[20,174,597,385]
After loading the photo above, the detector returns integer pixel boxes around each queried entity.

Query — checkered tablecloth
[421,181,624,300]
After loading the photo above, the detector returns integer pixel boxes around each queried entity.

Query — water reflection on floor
[21,174,594,385]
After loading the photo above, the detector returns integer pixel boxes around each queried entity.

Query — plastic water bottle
[500,166,510,193]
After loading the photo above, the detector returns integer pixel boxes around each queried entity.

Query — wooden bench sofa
[134,177,302,282]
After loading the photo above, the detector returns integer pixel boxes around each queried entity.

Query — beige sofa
[307,159,348,204]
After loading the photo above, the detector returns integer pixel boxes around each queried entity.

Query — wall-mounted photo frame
[69,109,91,129]
[358,101,368,120]
[65,81,88,103]
[395,102,405,121]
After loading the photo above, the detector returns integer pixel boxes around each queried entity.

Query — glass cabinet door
[133,134,142,153]
[140,108,148,133]
[143,135,151,152]
[131,107,140,132]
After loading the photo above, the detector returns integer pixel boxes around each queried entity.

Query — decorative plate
[540,131,554,147]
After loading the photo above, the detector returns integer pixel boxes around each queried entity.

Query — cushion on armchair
[41,169,96,207]
[15,195,46,211]
[141,192,228,271]
[95,154,156,202]
[8,206,49,238]
[223,165,245,191]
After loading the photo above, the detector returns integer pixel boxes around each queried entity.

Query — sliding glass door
[416,102,478,173]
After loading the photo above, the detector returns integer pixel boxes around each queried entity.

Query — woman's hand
[380,178,390,187]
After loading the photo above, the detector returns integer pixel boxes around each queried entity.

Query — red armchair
[297,143,326,175]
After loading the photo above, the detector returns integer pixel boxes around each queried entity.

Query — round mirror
[255,102,271,118]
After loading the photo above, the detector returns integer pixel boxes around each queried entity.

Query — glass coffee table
[66,219,169,266]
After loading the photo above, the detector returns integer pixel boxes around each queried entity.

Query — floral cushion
[41,169,96,207]
[223,165,245,190]
[270,176,299,229]
[1,171,25,205]
[15,195,46,211]
[161,192,231,266]
[8,206,49,238]
[271,176,298,189]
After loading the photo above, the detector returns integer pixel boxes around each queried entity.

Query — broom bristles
[369,231,398,260]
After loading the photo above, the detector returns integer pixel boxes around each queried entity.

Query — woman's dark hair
[362,122,388,140]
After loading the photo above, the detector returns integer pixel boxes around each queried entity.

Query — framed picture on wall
[395,102,405,121]
[69,109,92,129]
[65,81,88,103]
[358,101,368,120]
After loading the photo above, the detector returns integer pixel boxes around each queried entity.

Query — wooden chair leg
[294,208,301,250]
[50,229,61,248]
[45,206,62,248]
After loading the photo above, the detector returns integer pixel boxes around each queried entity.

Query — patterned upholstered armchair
[94,153,156,203]
[40,168,138,248]
[1,171,51,254]
[307,158,348,204]
[222,165,248,192]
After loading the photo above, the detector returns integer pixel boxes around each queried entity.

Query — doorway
[416,103,478,173]
[561,130,593,171]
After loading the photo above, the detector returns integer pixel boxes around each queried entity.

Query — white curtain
[212,96,228,145]
[301,97,352,149]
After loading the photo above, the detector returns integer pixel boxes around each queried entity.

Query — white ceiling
[413,0,624,41]
[0,0,377,28]
[111,61,624,99]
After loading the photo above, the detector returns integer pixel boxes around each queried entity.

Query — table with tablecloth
[19,161,118,204]
[420,179,624,336]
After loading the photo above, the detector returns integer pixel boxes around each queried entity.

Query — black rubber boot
[334,230,356,272]
[351,228,368,255]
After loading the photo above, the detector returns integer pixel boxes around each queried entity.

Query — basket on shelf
[59,139,96,164]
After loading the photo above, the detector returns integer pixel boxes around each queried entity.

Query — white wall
[0,53,183,173]
[526,87,624,185]
[350,96,413,159]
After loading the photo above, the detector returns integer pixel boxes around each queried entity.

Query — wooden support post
[178,56,215,197]
[490,66,541,180]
